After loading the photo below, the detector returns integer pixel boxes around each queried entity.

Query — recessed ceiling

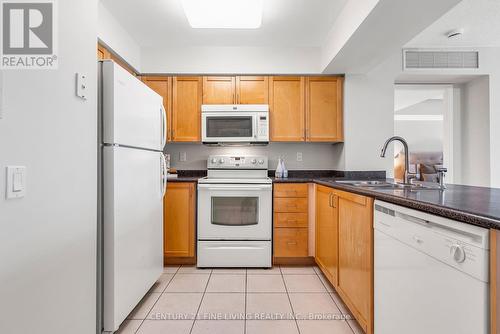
[99,0,348,47]
[406,0,500,47]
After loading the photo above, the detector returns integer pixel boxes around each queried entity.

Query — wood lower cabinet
[142,76,172,142]
[269,76,305,142]
[273,184,309,260]
[337,189,374,334]
[274,228,308,257]
[163,182,196,262]
[314,186,373,334]
[306,77,343,142]
[172,77,202,142]
[315,185,339,286]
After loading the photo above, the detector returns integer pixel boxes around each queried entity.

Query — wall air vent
[403,50,479,70]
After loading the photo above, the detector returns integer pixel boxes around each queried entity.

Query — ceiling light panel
[181,0,263,29]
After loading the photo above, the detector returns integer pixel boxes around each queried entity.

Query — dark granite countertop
[167,170,500,230]
[314,179,500,230]
[167,176,202,182]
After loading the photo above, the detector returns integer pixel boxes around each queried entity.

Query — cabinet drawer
[274,198,308,213]
[274,183,308,198]
[274,213,308,228]
[274,228,308,257]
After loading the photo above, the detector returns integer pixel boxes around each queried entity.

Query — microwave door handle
[254,115,258,140]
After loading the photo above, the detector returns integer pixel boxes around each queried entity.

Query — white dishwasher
[374,200,490,334]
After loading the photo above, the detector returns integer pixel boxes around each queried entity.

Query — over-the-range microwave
[201,104,269,145]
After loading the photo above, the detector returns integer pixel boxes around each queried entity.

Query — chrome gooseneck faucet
[380,136,413,184]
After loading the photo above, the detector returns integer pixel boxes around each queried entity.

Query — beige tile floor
[116,265,364,334]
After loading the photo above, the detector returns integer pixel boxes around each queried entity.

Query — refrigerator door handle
[160,104,167,149]
[160,153,167,197]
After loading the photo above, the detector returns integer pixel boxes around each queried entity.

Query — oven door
[202,112,256,143]
[197,183,272,240]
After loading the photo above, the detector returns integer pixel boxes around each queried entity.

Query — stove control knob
[258,159,264,165]
[219,158,225,164]
[251,159,257,164]
[450,244,466,263]
[211,158,218,164]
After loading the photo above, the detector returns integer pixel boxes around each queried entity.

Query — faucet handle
[437,167,447,189]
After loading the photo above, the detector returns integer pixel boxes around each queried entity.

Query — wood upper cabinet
[336,190,373,334]
[172,76,202,142]
[164,182,196,259]
[315,185,339,287]
[203,76,236,104]
[142,76,172,142]
[203,76,269,104]
[236,76,269,104]
[306,76,343,142]
[269,76,306,142]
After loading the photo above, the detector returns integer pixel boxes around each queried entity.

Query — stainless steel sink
[335,180,441,190]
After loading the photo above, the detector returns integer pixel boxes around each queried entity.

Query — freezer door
[101,60,165,151]
[103,146,164,332]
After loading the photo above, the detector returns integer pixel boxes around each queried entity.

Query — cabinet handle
[328,193,333,207]
[332,194,337,209]
[287,219,298,224]
[287,241,297,245]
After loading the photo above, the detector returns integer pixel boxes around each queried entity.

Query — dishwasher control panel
[374,201,490,282]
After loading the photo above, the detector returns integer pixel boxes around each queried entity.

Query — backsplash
[164,142,344,170]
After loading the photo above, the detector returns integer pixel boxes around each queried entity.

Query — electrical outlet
[179,152,187,162]
[296,152,303,162]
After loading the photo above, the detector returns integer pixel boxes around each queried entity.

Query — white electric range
[197,155,272,268]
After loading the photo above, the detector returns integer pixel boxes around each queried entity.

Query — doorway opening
[393,84,454,183]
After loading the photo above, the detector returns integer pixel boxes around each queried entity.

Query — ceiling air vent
[403,50,479,70]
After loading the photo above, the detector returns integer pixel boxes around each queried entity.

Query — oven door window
[206,116,253,138]
[211,197,259,226]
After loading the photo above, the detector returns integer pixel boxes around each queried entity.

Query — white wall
[165,143,344,171]
[0,1,98,333]
[461,76,490,186]
[141,46,322,74]
[98,1,141,72]
[342,53,401,176]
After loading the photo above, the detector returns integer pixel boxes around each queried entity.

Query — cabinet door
[164,182,195,258]
[236,76,269,104]
[269,76,305,141]
[315,185,338,286]
[203,76,235,104]
[337,190,373,334]
[306,77,343,142]
[142,76,172,142]
[172,77,202,142]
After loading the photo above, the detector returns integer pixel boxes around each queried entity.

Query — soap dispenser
[275,157,284,178]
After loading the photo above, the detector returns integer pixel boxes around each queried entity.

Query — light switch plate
[76,73,88,100]
[6,166,26,199]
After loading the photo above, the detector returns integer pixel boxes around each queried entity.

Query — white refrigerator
[99,60,167,333]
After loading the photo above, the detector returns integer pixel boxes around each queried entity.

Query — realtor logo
[1,0,58,69]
